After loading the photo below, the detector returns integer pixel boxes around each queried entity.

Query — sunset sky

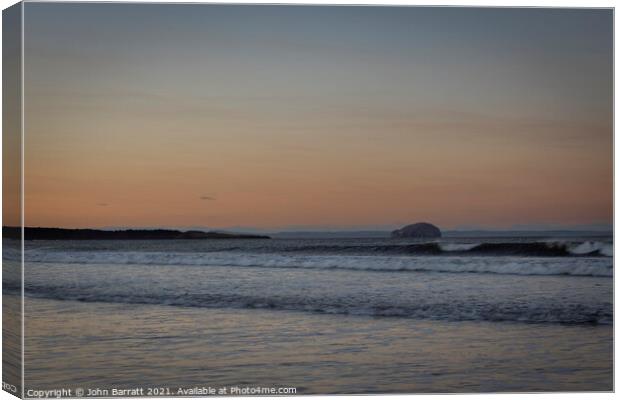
[18,4,612,231]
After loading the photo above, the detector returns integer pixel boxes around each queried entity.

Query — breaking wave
[274,240,614,257]
[5,239,613,258]
[13,249,614,277]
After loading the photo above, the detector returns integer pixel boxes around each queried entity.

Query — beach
[21,295,611,394]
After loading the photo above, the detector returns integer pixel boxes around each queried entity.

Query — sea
[2,235,614,394]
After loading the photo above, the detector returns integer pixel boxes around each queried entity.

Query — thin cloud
[200,196,216,201]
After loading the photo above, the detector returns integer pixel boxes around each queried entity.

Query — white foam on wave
[568,241,614,257]
[438,243,481,252]
[543,239,613,257]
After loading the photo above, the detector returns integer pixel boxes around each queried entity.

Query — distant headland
[2,227,270,240]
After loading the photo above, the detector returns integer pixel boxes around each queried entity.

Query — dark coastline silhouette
[2,227,270,240]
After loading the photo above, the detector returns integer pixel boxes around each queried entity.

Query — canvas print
[2,2,614,397]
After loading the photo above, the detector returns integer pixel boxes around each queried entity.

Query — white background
[0,1,615,400]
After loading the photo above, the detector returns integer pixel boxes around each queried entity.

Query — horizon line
[3,225,614,233]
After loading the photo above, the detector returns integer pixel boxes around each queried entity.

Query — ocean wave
[564,241,614,257]
[6,282,611,325]
[279,241,613,257]
[15,250,613,277]
[5,239,613,258]
[438,243,481,252]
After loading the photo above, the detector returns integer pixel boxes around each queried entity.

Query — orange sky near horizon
[10,5,613,231]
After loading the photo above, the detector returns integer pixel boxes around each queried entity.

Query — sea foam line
[12,250,614,277]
